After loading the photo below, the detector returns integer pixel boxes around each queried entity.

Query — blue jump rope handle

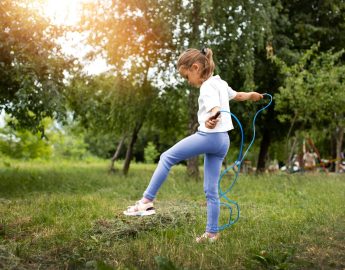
[217,93,273,231]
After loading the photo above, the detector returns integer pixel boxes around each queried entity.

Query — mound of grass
[91,202,200,241]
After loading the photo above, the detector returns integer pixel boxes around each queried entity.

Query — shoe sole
[123,209,156,216]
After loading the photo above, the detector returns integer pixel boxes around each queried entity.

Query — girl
[124,48,263,243]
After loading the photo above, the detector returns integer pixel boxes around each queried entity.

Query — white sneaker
[123,200,156,216]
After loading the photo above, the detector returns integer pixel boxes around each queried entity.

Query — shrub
[144,142,159,164]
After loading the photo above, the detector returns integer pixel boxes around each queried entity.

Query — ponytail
[177,48,215,81]
[201,48,215,80]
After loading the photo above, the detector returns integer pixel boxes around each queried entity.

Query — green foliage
[144,142,159,164]
[2,0,344,170]
[0,117,53,159]
[251,0,345,169]
[51,131,89,160]
[275,45,345,130]
[77,0,179,148]
[207,0,275,90]
[0,115,90,160]
[0,129,52,159]
[75,0,182,172]
[84,131,116,158]
[147,86,189,145]
[0,0,73,132]
[278,0,345,53]
[81,0,177,77]
[66,73,159,161]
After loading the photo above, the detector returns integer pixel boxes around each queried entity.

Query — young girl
[124,48,263,243]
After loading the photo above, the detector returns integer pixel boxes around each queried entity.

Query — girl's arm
[206,92,263,129]
[234,92,263,101]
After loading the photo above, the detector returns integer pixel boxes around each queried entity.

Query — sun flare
[27,0,110,74]
[40,0,89,25]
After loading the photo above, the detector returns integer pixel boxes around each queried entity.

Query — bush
[144,142,159,164]
[0,116,91,160]
[0,129,52,159]
[52,133,90,160]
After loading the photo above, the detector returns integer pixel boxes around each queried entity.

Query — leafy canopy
[0,0,72,133]
[275,45,345,130]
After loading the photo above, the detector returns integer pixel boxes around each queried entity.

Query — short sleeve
[200,83,220,112]
[227,86,237,100]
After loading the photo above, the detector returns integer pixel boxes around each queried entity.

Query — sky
[42,0,110,74]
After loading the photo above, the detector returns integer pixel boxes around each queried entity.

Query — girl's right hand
[205,115,220,129]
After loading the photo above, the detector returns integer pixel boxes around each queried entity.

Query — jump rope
[217,93,273,231]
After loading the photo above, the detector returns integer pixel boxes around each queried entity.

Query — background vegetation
[0,1,345,269]
[1,0,344,175]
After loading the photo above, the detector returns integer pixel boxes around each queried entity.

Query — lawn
[0,159,344,269]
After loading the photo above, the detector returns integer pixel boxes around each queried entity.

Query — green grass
[0,159,344,269]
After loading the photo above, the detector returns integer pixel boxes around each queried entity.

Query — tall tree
[275,46,345,172]
[255,0,345,171]
[172,0,275,176]
[181,0,203,179]
[66,72,156,174]
[80,0,180,174]
[207,0,275,172]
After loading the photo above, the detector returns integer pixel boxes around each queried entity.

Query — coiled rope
[217,93,273,231]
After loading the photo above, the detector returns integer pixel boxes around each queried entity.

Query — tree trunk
[186,89,200,179]
[257,127,271,173]
[256,97,277,173]
[330,130,337,172]
[187,154,199,179]
[109,135,125,173]
[335,126,344,173]
[186,0,201,180]
[123,122,143,175]
[287,136,298,171]
[121,60,151,176]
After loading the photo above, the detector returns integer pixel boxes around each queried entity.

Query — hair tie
[200,47,207,55]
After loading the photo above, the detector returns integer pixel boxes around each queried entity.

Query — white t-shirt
[197,75,237,133]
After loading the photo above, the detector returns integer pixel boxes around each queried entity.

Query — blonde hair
[177,48,215,81]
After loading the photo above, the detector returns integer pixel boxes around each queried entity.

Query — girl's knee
[160,151,171,163]
[204,190,219,202]
[159,151,174,168]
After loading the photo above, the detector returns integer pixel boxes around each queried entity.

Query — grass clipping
[91,201,201,241]
[0,245,22,270]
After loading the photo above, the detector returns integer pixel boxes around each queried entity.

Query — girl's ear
[191,63,200,71]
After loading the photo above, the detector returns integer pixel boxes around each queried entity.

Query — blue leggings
[143,131,230,233]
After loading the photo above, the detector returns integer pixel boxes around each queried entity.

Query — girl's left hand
[251,92,264,101]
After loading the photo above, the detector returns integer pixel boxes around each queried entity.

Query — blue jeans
[143,131,230,233]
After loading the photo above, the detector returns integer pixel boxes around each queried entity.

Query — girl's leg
[143,132,219,200]
[204,135,229,234]
[203,153,224,233]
